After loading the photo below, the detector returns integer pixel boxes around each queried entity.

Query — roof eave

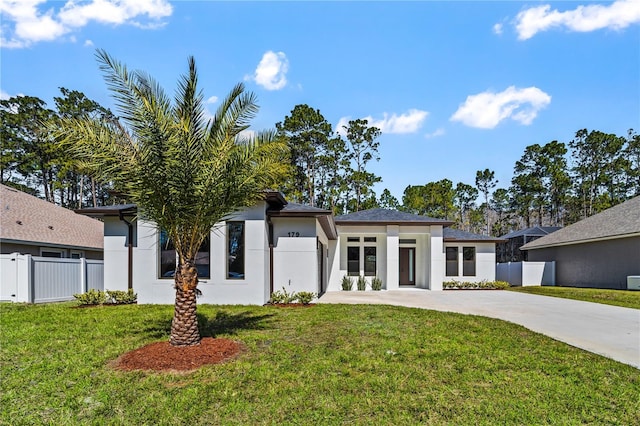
[521,232,640,250]
[336,220,454,226]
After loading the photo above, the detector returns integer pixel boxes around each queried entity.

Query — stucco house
[79,192,504,304]
[521,196,640,290]
[0,184,103,259]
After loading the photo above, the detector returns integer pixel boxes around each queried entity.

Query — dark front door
[399,247,415,285]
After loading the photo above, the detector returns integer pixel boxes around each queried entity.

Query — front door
[399,247,415,285]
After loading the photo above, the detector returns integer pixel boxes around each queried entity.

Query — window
[227,222,245,279]
[446,247,458,276]
[399,239,416,244]
[347,237,360,242]
[363,236,376,243]
[70,251,84,259]
[159,230,210,279]
[347,246,360,276]
[41,249,63,258]
[463,247,476,276]
[364,246,376,276]
[159,230,176,278]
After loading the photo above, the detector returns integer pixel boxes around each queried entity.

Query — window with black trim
[446,247,458,276]
[227,222,245,279]
[159,230,210,279]
[364,236,376,242]
[364,246,376,276]
[399,239,416,244]
[347,246,360,276]
[463,246,476,276]
[347,237,360,242]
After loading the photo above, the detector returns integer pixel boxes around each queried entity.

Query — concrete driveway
[318,290,640,369]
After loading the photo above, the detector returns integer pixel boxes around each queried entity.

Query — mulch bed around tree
[112,338,243,373]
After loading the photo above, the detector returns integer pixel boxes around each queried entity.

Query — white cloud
[253,51,289,91]
[335,109,429,136]
[0,89,11,100]
[84,39,93,47]
[493,23,503,35]
[206,95,218,104]
[450,86,551,129]
[364,109,429,134]
[515,0,640,40]
[424,128,445,139]
[0,0,172,49]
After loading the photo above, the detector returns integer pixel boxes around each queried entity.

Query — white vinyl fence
[496,261,555,287]
[0,253,104,303]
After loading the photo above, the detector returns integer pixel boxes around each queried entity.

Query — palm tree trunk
[170,262,201,346]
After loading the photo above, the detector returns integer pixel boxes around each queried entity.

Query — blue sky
[2,0,639,201]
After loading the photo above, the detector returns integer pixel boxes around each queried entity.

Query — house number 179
[287,232,300,237]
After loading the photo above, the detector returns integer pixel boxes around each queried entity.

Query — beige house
[0,184,103,259]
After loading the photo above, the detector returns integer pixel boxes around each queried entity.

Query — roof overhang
[268,209,338,240]
[521,232,640,250]
[0,238,102,251]
[75,204,137,218]
[444,238,507,243]
[336,220,454,227]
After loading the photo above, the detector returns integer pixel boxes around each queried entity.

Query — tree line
[2,94,638,236]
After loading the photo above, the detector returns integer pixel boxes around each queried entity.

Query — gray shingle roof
[521,196,640,250]
[335,208,454,225]
[1,184,103,250]
[278,202,333,214]
[444,228,506,242]
[499,226,562,240]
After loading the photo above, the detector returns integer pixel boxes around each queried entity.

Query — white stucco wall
[272,217,320,295]
[133,204,270,305]
[328,224,444,291]
[103,217,133,292]
[443,241,496,283]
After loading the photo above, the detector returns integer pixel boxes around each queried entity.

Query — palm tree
[56,50,288,346]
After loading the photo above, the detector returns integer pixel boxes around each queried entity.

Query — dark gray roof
[75,204,137,217]
[499,226,562,240]
[522,196,640,250]
[278,202,332,214]
[335,208,454,226]
[444,228,506,243]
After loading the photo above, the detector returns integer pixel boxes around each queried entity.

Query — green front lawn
[1,302,638,425]
[508,286,640,310]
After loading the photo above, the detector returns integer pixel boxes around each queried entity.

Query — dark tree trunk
[170,261,201,346]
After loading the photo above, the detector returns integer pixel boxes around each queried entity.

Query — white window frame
[40,248,65,258]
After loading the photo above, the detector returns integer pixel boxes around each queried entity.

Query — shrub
[296,291,316,305]
[442,280,511,290]
[341,276,354,291]
[73,289,108,305]
[492,280,511,289]
[270,287,297,304]
[106,289,137,304]
[357,275,367,291]
[371,277,383,291]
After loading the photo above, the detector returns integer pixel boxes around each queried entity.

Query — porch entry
[399,247,415,285]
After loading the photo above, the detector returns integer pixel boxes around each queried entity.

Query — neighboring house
[79,193,504,305]
[521,196,640,290]
[497,226,562,263]
[0,184,103,259]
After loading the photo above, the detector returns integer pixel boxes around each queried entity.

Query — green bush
[371,277,383,291]
[270,287,297,304]
[106,289,137,304]
[296,291,316,305]
[73,289,108,305]
[341,276,354,291]
[357,275,367,291]
[443,280,511,290]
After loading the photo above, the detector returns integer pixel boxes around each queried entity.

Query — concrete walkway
[318,290,640,369]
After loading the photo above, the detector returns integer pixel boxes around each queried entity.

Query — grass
[508,286,640,310]
[1,302,639,425]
